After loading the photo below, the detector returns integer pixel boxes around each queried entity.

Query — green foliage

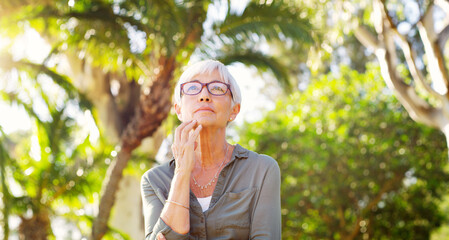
[238,65,449,239]
[218,50,292,91]
[215,1,312,43]
[0,68,113,238]
[201,0,314,91]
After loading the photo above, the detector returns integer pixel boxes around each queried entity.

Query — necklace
[192,144,230,190]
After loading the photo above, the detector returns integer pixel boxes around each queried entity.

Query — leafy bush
[237,65,449,239]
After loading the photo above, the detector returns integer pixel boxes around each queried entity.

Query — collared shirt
[140,144,281,240]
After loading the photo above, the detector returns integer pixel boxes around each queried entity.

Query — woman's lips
[194,107,214,113]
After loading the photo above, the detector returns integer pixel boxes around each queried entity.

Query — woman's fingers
[157,233,166,240]
[174,121,191,145]
[172,120,201,171]
[188,124,202,144]
[172,120,199,157]
[173,121,193,159]
[180,120,197,143]
[171,145,177,159]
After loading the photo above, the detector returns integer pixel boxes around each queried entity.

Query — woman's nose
[198,87,211,102]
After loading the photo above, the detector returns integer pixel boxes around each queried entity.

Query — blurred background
[1,0,449,239]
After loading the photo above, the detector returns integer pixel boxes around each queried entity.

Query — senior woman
[141,60,281,240]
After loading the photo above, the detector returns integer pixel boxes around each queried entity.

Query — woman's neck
[195,126,228,169]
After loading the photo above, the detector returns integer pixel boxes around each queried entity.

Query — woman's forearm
[157,120,200,235]
[160,170,191,234]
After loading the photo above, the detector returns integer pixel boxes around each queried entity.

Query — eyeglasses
[181,80,233,97]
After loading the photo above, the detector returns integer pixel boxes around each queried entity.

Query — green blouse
[140,144,281,240]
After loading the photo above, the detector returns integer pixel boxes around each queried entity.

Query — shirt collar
[168,144,249,167]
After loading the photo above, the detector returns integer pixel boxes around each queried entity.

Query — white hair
[173,59,242,106]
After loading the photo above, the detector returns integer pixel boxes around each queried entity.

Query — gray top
[140,144,281,240]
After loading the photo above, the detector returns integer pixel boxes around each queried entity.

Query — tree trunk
[109,175,145,239]
[18,212,51,240]
[65,54,141,143]
[91,57,176,240]
[0,142,10,240]
[441,124,449,153]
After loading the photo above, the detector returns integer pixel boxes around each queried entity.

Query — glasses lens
[208,82,227,95]
[183,82,202,95]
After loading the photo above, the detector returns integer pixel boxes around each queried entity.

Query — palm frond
[215,1,313,44]
[0,91,43,125]
[217,51,292,92]
[9,59,92,110]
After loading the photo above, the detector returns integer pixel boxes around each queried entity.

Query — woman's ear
[174,103,183,122]
[229,103,241,121]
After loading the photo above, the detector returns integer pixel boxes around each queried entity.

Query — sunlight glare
[30,134,41,161]
[1,27,53,134]
[10,26,51,63]
[0,102,32,134]
[0,36,11,50]
[83,110,100,143]
[228,63,277,124]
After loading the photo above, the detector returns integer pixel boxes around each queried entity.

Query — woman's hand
[157,233,166,240]
[171,120,202,174]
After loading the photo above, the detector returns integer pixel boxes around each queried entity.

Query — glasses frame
[180,80,233,97]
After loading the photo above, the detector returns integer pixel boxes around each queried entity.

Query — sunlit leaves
[238,64,448,239]
[215,1,313,44]
[218,50,292,91]
[0,59,111,238]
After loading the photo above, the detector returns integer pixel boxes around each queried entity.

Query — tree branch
[354,27,381,51]
[379,0,444,101]
[367,0,442,128]
[438,25,449,50]
[337,205,346,229]
[417,5,449,98]
[378,42,441,128]
[345,169,406,240]
[133,58,152,79]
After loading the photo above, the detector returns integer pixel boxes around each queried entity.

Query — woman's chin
[196,119,214,126]
[195,118,226,128]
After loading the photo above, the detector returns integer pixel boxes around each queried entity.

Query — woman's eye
[187,85,200,92]
[211,85,225,93]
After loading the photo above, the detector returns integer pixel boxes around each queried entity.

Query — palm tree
[1,0,313,238]
[0,60,112,239]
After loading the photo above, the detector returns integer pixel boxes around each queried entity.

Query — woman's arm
[141,120,202,239]
[250,159,282,239]
[160,170,191,233]
[141,174,190,240]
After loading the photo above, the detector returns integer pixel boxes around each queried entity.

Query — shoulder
[141,160,173,187]
[234,145,280,190]
[236,144,279,172]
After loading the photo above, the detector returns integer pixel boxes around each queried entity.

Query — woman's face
[174,70,240,128]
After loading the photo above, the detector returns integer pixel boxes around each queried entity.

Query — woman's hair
[173,59,242,106]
